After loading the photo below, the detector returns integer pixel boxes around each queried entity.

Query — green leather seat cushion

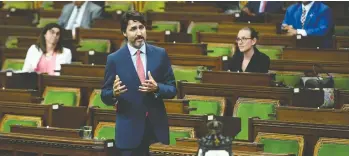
[2,59,24,71]
[95,125,115,140]
[207,47,231,57]
[78,39,109,53]
[189,100,220,115]
[234,102,275,140]
[169,130,191,145]
[43,91,77,106]
[275,74,302,88]
[317,143,349,156]
[3,2,32,9]
[152,23,178,32]
[334,77,349,90]
[189,23,218,43]
[260,138,300,156]
[2,119,39,133]
[91,92,114,109]
[173,68,198,83]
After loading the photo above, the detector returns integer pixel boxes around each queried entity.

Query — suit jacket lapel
[145,44,155,80]
[304,2,318,28]
[120,45,142,85]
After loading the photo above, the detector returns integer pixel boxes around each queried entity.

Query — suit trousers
[116,117,156,156]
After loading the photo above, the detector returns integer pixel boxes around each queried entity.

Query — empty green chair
[1,59,24,71]
[333,75,349,90]
[207,43,233,57]
[169,127,195,145]
[172,65,199,83]
[42,86,80,107]
[152,21,180,33]
[94,122,115,140]
[184,95,226,116]
[3,2,33,9]
[89,89,114,109]
[255,132,304,156]
[104,1,132,12]
[143,1,165,12]
[187,22,218,43]
[78,39,111,53]
[257,45,283,60]
[37,18,58,28]
[41,2,54,10]
[233,98,279,140]
[314,137,349,156]
[0,114,42,133]
[274,71,303,88]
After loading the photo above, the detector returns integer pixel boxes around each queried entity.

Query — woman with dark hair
[228,27,270,73]
[22,23,72,75]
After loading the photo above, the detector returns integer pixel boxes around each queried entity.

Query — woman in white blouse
[22,23,72,75]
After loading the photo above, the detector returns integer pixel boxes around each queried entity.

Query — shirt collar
[302,1,314,11]
[76,1,88,10]
[127,42,146,56]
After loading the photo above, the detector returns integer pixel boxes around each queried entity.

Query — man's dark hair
[120,10,146,33]
[240,27,259,40]
[36,23,63,54]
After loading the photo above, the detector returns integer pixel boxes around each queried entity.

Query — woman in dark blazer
[228,27,270,73]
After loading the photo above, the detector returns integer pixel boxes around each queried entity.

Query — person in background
[58,1,102,30]
[22,23,72,75]
[282,1,333,48]
[242,1,285,16]
[228,27,270,73]
[101,11,177,156]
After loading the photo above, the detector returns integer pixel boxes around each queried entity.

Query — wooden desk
[282,48,349,62]
[10,125,81,139]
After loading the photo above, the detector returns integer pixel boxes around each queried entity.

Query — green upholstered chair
[89,89,114,110]
[0,114,42,133]
[152,21,180,33]
[255,132,304,156]
[233,98,279,140]
[94,122,115,140]
[187,22,218,43]
[273,71,303,88]
[314,138,349,156]
[207,43,233,57]
[169,126,195,145]
[104,1,132,12]
[1,59,24,72]
[143,1,165,12]
[42,86,80,107]
[77,39,111,53]
[3,2,33,9]
[172,65,199,83]
[37,18,58,28]
[41,2,54,10]
[335,26,349,36]
[332,75,349,90]
[256,45,283,60]
[5,36,18,48]
[184,95,226,116]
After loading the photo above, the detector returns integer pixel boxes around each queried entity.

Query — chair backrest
[143,1,165,12]
[77,39,111,53]
[255,132,304,156]
[93,122,115,140]
[1,59,24,71]
[3,2,33,9]
[152,21,180,33]
[314,137,349,156]
[273,71,303,88]
[5,36,18,48]
[172,65,200,83]
[104,1,132,12]
[256,45,284,60]
[42,86,80,107]
[206,43,233,57]
[233,97,280,140]
[0,114,42,132]
[169,126,195,145]
[88,89,114,109]
[37,18,58,28]
[184,95,226,116]
[187,22,218,43]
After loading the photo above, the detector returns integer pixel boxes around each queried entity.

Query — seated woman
[228,27,270,73]
[22,23,72,75]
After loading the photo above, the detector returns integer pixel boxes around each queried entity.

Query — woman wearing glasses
[228,27,270,73]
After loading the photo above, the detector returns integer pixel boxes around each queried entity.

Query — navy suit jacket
[101,43,176,149]
[282,2,333,47]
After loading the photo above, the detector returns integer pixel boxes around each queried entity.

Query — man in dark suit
[242,1,285,16]
[282,1,334,48]
[101,11,177,156]
[58,1,102,30]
